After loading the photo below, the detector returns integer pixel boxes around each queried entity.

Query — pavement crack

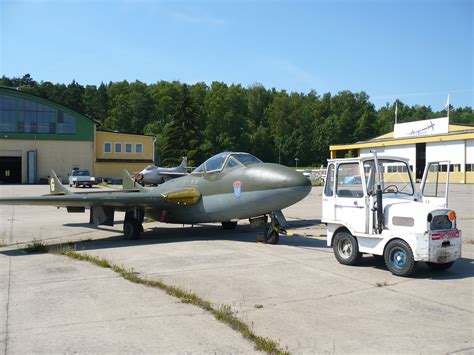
[12,311,202,333]
[4,257,12,355]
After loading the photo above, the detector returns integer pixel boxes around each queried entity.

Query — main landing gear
[124,209,145,240]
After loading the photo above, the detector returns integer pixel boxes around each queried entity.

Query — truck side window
[324,164,334,196]
[336,163,363,198]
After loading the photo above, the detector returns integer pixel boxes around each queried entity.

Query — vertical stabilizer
[122,169,147,192]
[178,157,188,171]
[49,170,72,195]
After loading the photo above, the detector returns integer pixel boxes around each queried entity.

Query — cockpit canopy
[192,152,262,174]
[144,165,157,171]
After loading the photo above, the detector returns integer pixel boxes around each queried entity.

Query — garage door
[0,157,22,184]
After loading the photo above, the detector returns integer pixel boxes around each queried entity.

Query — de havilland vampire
[0,152,311,242]
[136,156,188,185]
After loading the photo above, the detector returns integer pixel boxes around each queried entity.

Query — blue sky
[1,0,472,109]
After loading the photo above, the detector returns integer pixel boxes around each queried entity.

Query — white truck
[68,169,96,188]
[322,153,461,277]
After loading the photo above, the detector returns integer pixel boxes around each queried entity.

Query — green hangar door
[0,157,22,184]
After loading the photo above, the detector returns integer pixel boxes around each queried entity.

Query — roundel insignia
[233,181,241,199]
[50,178,55,192]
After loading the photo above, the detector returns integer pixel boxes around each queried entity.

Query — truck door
[420,161,450,208]
[322,163,335,222]
[334,162,367,234]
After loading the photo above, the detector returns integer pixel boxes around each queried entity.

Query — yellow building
[330,117,474,184]
[94,131,155,179]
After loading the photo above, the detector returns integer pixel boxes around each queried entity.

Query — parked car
[68,169,96,188]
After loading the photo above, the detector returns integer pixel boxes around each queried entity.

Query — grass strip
[47,245,288,354]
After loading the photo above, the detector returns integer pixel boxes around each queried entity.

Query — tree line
[1,74,473,167]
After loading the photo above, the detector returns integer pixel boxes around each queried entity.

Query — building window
[0,94,17,132]
[114,142,122,153]
[466,164,473,172]
[56,111,75,134]
[449,164,461,172]
[125,143,133,153]
[135,143,143,154]
[104,142,112,153]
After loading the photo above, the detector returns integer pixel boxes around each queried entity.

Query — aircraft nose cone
[246,163,311,191]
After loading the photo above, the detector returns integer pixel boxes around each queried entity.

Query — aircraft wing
[0,170,200,208]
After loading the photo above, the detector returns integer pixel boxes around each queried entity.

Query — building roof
[330,124,474,151]
[0,86,99,124]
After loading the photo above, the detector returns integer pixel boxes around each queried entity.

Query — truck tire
[384,239,416,277]
[333,231,361,265]
[426,261,454,271]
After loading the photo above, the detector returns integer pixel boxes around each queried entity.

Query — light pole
[295,158,299,170]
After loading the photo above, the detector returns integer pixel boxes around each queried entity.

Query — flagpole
[395,102,398,124]
[446,94,450,120]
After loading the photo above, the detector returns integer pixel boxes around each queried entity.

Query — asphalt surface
[0,184,473,354]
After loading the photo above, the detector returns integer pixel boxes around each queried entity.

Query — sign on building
[394,117,449,138]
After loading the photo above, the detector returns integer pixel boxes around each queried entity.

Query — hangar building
[0,87,155,184]
[330,117,474,184]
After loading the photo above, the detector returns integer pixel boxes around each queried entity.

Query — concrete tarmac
[0,184,473,354]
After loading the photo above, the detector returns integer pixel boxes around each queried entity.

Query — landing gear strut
[124,209,144,240]
[261,211,287,245]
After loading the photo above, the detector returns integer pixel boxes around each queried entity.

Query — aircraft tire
[123,220,141,240]
[264,226,279,245]
[222,221,237,230]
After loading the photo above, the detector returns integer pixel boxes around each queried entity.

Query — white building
[330,117,474,183]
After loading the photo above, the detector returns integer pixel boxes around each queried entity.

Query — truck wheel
[426,261,454,271]
[123,220,141,240]
[384,240,416,277]
[222,221,237,230]
[333,231,361,265]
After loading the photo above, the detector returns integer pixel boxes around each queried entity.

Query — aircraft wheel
[222,221,237,230]
[333,231,361,266]
[426,261,454,271]
[123,220,141,240]
[264,226,279,245]
[384,239,416,277]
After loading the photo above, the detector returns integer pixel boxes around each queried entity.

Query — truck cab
[322,154,461,277]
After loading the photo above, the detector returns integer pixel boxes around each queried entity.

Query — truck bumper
[426,230,462,263]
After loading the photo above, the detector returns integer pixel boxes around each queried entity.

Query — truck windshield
[72,170,90,176]
[364,159,414,195]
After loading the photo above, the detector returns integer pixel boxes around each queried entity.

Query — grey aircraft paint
[0,152,311,239]
[137,157,188,184]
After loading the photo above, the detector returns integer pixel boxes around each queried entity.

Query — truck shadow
[357,255,474,280]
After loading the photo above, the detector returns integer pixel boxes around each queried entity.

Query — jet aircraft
[0,152,311,243]
[136,157,188,185]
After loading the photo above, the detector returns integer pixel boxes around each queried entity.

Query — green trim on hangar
[0,87,97,141]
